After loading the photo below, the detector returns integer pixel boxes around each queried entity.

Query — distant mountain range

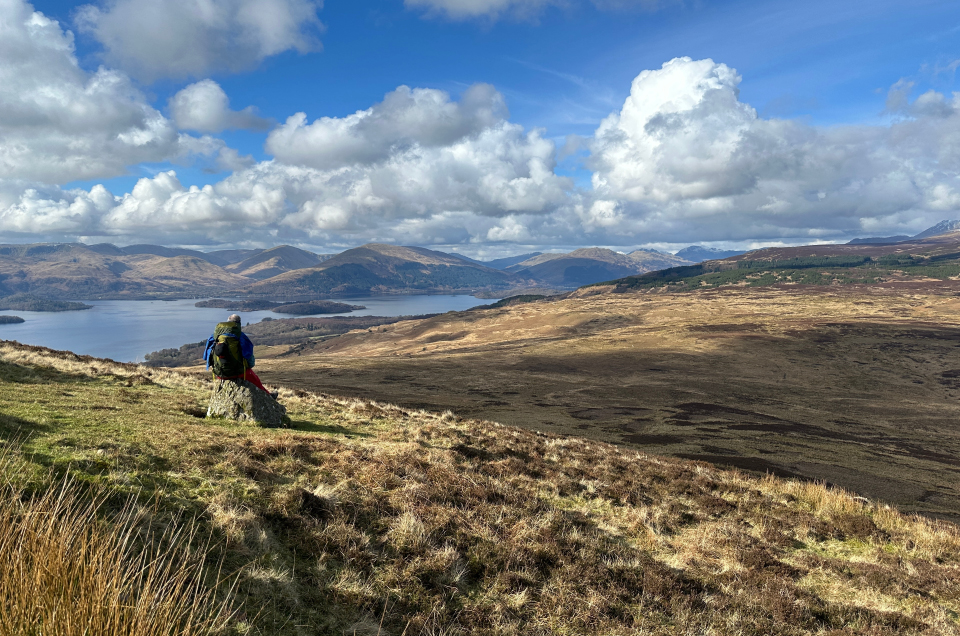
[241,244,517,298]
[0,241,698,300]
[846,220,960,245]
[593,226,960,292]
[504,248,691,286]
[9,222,960,301]
[674,246,746,262]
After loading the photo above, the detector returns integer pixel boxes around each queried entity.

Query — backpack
[208,321,247,378]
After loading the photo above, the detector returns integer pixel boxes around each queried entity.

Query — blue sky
[2,0,959,255]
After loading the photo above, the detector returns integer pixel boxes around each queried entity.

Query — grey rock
[207,379,289,427]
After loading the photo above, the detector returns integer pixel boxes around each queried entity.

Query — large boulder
[207,379,289,427]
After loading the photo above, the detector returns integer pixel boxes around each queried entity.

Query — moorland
[228,232,960,525]
[1,342,958,635]
[7,229,960,634]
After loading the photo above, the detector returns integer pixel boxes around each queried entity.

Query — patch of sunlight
[798,568,959,624]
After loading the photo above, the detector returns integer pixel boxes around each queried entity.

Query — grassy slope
[594,235,960,292]
[0,342,959,635]
[260,285,960,522]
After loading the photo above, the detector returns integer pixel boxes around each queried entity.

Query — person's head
[228,313,241,324]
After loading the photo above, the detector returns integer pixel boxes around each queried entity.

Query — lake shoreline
[0,294,494,362]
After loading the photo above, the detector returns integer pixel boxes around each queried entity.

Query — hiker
[203,314,274,396]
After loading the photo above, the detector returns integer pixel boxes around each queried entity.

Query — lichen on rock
[206,379,290,427]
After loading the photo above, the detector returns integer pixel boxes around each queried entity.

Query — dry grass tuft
[0,459,232,636]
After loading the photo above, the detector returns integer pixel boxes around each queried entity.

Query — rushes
[0,467,231,636]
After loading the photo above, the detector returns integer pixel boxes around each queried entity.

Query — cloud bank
[587,57,960,243]
[1,3,958,254]
[1,81,572,245]
[0,0,207,188]
[76,0,323,81]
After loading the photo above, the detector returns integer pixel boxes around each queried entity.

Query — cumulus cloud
[6,51,960,251]
[169,80,270,132]
[266,84,508,169]
[0,0,206,185]
[587,57,960,243]
[1,83,571,245]
[76,0,322,82]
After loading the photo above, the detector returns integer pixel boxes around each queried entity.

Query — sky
[0,0,958,257]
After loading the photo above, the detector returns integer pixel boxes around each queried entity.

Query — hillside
[506,248,692,286]
[225,245,331,280]
[675,245,746,262]
[200,247,263,267]
[592,232,960,292]
[0,243,251,298]
[451,251,544,270]
[242,243,518,298]
[253,281,960,523]
[1,342,958,635]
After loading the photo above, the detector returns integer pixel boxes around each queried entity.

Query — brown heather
[0,341,957,634]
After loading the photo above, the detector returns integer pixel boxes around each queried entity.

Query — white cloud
[0,183,116,235]
[6,52,960,251]
[587,57,960,243]
[0,0,203,185]
[406,0,552,20]
[266,84,508,169]
[169,80,270,132]
[405,0,668,20]
[1,83,571,245]
[215,147,256,172]
[76,0,323,82]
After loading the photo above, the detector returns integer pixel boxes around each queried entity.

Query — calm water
[0,295,491,363]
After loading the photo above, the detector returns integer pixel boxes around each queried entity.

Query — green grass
[1,342,959,635]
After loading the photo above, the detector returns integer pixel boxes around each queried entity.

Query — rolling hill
[451,251,544,270]
[241,243,519,298]
[0,243,250,298]
[505,247,692,286]
[224,245,332,280]
[675,245,746,262]
[592,231,960,292]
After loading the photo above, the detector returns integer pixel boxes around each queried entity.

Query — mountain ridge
[240,243,517,298]
[505,247,692,286]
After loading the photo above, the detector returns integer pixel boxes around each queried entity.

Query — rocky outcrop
[207,379,289,427]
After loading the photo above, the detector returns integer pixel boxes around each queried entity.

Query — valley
[247,281,960,523]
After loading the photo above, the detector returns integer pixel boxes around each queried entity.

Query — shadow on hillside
[268,319,960,522]
[0,412,53,443]
[289,420,371,438]
[0,359,94,385]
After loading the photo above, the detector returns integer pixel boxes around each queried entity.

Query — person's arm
[240,332,256,367]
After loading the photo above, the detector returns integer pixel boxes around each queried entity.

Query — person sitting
[203,313,273,396]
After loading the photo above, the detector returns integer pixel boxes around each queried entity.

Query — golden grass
[1,342,959,634]
[255,284,960,522]
[0,459,232,635]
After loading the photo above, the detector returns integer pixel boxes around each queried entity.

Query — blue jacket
[203,331,255,369]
